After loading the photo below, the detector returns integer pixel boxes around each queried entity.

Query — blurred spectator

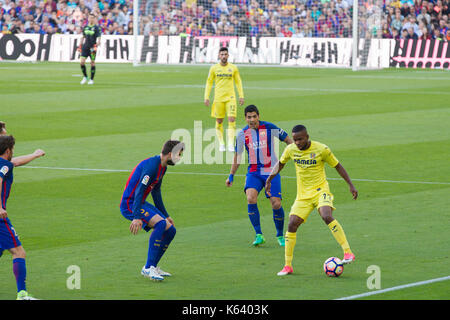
[417,6,431,25]
[405,26,417,39]
[381,21,392,38]
[432,23,444,39]
[400,27,408,38]
[401,15,419,35]
[419,25,432,39]
[391,8,404,32]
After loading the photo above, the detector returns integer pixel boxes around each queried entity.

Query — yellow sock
[328,219,352,254]
[227,121,236,148]
[284,231,297,267]
[215,121,225,146]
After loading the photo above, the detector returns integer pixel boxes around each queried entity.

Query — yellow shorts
[289,191,335,222]
[211,99,237,119]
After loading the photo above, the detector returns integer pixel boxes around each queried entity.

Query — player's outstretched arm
[265,161,285,196]
[226,152,241,187]
[11,149,45,167]
[334,163,358,200]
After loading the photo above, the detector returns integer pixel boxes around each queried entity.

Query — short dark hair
[219,47,228,53]
[0,135,15,155]
[162,140,184,155]
[292,125,307,133]
[244,105,259,116]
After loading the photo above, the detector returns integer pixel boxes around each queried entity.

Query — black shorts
[81,46,97,61]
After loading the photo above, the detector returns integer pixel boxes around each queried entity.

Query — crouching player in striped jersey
[120,140,184,281]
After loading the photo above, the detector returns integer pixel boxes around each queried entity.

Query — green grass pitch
[0,62,449,300]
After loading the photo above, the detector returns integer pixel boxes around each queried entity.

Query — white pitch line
[19,166,450,185]
[336,275,450,300]
[14,80,450,95]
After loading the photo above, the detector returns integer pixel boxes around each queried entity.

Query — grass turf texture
[0,63,449,300]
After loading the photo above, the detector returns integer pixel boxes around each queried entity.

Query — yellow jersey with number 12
[279,141,339,200]
[204,62,244,102]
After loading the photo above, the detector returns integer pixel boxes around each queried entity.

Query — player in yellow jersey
[265,125,358,276]
[204,47,245,152]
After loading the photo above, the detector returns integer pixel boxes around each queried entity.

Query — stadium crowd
[0,0,449,40]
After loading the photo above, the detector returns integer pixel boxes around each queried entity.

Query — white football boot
[141,266,164,281]
[155,266,172,277]
[80,77,88,85]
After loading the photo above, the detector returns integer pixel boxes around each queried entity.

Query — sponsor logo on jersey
[141,175,150,185]
[294,159,317,166]
[84,28,96,36]
[249,140,267,150]
[0,166,9,175]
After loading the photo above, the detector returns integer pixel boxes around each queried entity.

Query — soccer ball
[323,257,344,277]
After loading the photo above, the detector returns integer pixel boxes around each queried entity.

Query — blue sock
[155,225,176,266]
[248,203,262,234]
[273,207,285,237]
[13,258,27,292]
[145,220,167,268]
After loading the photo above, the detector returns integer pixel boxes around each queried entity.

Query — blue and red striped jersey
[120,155,168,219]
[235,121,288,175]
[0,158,13,210]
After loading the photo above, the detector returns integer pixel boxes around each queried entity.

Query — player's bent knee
[270,198,281,210]
[148,215,165,228]
[10,246,26,259]
[288,216,303,232]
[246,189,258,204]
[318,206,334,224]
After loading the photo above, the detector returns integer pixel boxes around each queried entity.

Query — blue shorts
[0,218,21,252]
[120,202,165,232]
[244,173,282,199]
